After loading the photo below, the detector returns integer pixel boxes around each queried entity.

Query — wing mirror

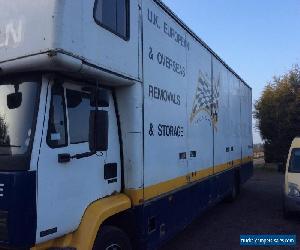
[90,89,109,108]
[7,92,22,109]
[89,110,109,152]
[66,90,82,108]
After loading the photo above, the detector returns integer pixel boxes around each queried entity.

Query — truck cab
[0,74,125,248]
[0,0,142,248]
[284,137,300,216]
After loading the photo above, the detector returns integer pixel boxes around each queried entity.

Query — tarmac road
[161,161,300,250]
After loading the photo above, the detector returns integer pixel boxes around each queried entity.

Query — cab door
[36,79,121,243]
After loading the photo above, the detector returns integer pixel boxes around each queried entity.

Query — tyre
[225,176,240,202]
[225,183,238,202]
[93,225,132,250]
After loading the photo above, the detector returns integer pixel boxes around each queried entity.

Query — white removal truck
[0,0,253,249]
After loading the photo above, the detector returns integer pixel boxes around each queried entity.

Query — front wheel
[93,225,132,250]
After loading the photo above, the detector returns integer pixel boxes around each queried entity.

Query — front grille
[0,210,8,242]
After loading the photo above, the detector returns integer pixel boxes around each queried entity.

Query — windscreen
[0,80,39,159]
[289,148,300,173]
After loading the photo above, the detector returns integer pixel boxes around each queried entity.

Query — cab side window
[47,85,68,148]
[94,0,129,40]
[66,89,92,144]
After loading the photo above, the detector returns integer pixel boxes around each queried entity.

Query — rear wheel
[225,177,240,202]
[225,183,238,202]
[93,225,132,250]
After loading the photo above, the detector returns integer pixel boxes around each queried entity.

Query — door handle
[58,151,96,163]
[58,153,71,163]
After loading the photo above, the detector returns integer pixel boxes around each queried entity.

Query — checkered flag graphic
[212,74,220,123]
[190,70,212,122]
[190,70,220,127]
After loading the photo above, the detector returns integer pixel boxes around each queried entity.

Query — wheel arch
[102,208,136,242]
[71,194,131,250]
[32,194,131,250]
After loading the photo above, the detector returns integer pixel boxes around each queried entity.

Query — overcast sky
[162,0,300,143]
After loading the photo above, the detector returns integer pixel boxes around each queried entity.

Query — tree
[0,116,8,145]
[254,65,300,163]
[0,115,11,156]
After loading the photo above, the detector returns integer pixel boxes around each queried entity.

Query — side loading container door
[228,74,242,168]
[212,58,231,198]
[241,84,253,159]
[186,37,214,208]
[240,84,253,183]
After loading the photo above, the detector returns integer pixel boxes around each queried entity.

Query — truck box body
[0,0,141,82]
[0,0,253,249]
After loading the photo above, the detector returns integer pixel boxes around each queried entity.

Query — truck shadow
[161,166,300,250]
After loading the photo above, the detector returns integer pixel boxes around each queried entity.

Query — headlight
[288,183,300,197]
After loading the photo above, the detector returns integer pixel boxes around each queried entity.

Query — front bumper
[0,171,36,249]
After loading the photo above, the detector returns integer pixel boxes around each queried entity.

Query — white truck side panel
[142,0,252,189]
[187,36,213,174]
[116,83,144,190]
[143,0,188,187]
